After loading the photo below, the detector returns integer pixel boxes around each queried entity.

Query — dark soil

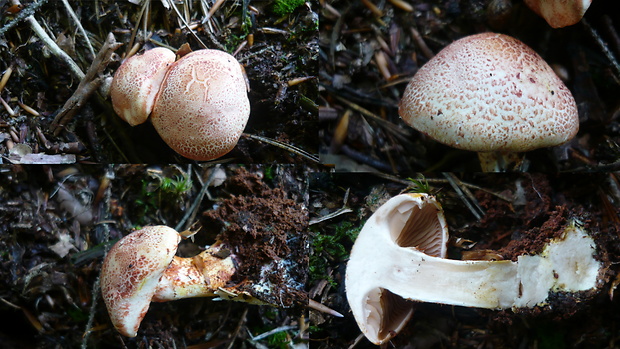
[203,168,309,308]
[0,0,318,164]
[309,173,620,348]
[0,164,309,348]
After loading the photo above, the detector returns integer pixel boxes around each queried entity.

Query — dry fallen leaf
[49,232,77,258]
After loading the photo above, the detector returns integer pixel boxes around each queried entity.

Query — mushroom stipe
[100,226,266,337]
[345,193,605,345]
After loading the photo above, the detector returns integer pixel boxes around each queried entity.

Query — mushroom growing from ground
[110,47,250,161]
[346,193,604,345]
[150,50,251,160]
[523,0,592,28]
[398,33,579,171]
[109,47,175,126]
[100,226,263,337]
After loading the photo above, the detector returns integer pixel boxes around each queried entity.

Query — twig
[443,173,485,220]
[602,15,620,59]
[309,207,353,225]
[348,333,366,349]
[307,299,343,318]
[338,144,394,172]
[81,167,114,349]
[582,18,620,82]
[61,0,95,58]
[50,33,122,135]
[225,307,248,349]
[371,172,513,202]
[243,133,320,163]
[249,325,299,341]
[331,94,410,141]
[203,0,226,23]
[0,0,48,37]
[165,0,208,49]
[175,165,221,232]
[10,0,84,81]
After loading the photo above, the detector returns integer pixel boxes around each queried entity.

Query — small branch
[165,0,208,49]
[50,33,122,136]
[61,0,95,58]
[582,18,620,83]
[0,0,48,37]
[243,133,320,163]
[10,0,84,81]
[443,173,485,220]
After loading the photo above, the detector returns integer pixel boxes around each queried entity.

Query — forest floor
[0,0,319,164]
[0,164,310,348]
[1,0,620,348]
[309,172,620,348]
[320,0,620,172]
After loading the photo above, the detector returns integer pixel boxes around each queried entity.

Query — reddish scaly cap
[150,49,250,161]
[110,48,176,126]
[524,0,591,28]
[100,226,180,337]
[399,33,578,153]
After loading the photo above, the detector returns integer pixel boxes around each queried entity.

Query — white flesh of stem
[347,194,602,344]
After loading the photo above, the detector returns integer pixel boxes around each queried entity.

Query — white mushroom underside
[346,194,602,345]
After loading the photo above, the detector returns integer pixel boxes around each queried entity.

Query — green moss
[134,172,192,223]
[405,175,432,194]
[310,221,360,286]
[273,0,305,16]
[267,331,289,348]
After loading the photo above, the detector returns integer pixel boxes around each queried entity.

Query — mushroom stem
[152,242,236,301]
[367,222,599,309]
[377,248,519,308]
[477,151,526,172]
[152,242,268,305]
[346,194,604,345]
[101,226,267,337]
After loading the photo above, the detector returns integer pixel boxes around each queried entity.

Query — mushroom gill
[393,199,446,257]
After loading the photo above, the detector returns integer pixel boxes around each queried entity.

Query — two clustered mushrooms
[346,193,604,345]
[399,32,579,171]
[100,226,264,337]
[110,48,250,161]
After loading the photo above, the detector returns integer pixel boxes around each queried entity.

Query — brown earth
[0,164,309,348]
[309,172,620,348]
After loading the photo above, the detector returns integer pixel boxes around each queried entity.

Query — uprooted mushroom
[100,226,266,337]
[345,193,606,345]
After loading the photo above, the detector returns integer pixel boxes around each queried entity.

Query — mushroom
[110,47,250,161]
[109,48,176,126]
[346,193,603,345]
[345,193,449,344]
[150,49,251,161]
[100,226,261,337]
[398,33,579,171]
[523,0,592,28]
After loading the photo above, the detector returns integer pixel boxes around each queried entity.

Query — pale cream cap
[399,33,578,153]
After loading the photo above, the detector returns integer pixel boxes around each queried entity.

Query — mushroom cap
[110,47,176,126]
[345,193,449,345]
[399,32,579,153]
[100,226,181,337]
[150,49,250,161]
[524,0,591,28]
